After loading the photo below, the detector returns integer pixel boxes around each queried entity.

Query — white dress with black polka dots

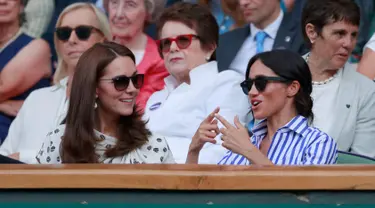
[35,125,175,164]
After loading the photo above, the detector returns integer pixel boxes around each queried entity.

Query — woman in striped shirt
[186,50,338,165]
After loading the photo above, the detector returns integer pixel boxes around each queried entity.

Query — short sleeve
[35,125,66,164]
[135,134,175,164]
[303,132,338,165]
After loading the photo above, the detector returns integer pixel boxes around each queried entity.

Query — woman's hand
[186,107,220,164]
[0,100,23,117]
[189,107,220,153]
[215,114,253,156]
[215,114,273,165]
[8,152,20,160]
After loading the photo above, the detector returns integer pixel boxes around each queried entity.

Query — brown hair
[156,2,219,61]
[61,41,151,163]
[301,0,360,48]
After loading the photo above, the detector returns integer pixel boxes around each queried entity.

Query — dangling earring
[94,96,98,109]
[205,55,211,61]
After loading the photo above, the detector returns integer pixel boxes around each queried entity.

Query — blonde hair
[103,0,156,23]
[53,3,112,84]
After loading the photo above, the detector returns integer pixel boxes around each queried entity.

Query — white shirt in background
[0,78,69,164]
[143,61,251,164]
[229,10,284,75]
[311,69,343,134]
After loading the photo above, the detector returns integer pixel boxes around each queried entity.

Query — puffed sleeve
[35,125,66,164]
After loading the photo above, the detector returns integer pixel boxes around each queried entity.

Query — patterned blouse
[36,125,175,164]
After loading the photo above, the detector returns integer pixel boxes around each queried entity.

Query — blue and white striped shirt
[218,115,338,165]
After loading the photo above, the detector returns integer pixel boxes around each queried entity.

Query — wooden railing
[0,164,375,190]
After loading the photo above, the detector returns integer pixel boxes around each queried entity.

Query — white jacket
[144,61,251,164]
[0,78,69,163]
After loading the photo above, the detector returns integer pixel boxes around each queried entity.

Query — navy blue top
[0,33,50,143]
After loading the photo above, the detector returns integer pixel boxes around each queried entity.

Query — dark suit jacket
[216,9,308,72]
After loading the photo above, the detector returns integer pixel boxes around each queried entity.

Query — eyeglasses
[55,25,101,41]
[156,34,199,53]
[100,74,144,91]
[240,76,290,95]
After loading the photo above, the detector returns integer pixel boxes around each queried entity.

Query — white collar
[51,77,69,92]
[164,61,219,91]
[250,10,284,40]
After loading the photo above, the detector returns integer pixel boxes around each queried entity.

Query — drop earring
[94,96,98,109]
[205,55,211,61]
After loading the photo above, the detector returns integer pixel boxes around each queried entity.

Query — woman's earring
[205,56,211,61]
[94,96,98,109]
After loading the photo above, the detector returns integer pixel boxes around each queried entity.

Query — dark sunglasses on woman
[100,74,144,91]
[55,25,101,41]
[240,76,290,95]
[156,34,199,53]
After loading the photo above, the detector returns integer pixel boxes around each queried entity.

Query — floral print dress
[36,125,175,164]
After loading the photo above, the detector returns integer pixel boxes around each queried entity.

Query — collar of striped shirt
[252,115,310,139]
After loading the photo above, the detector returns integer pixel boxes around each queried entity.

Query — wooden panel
[0,164,375,190]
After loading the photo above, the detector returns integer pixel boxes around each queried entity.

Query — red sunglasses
[156,34,199,53]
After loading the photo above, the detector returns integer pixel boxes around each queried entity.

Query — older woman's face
[97,56,139,117]
[310,21,358,69]
[248,60,290,120]
[160,21,211,83]
[108,0,147,38]
[0,0,22,24]
[57,7,105,69]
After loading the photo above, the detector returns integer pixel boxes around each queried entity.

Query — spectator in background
[144,3,249,164]
[103,0,169,112]
[221,0,245,30]
[186,0,236,34]
[357,33,375,80]
[0,3,111,163]
[36,42,174,164]
[187,50,338,165]
[0,0,51,143]
[216,0,308,74]
[301,0,375,158]
[22,0,54,38]
[349,0,375,64]
[41,0,97,73]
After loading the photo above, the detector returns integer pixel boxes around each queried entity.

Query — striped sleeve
[303,132,338,165]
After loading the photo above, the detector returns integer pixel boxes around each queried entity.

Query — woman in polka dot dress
[36,42,174,164]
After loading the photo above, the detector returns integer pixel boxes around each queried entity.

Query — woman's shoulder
[216,68,244,84]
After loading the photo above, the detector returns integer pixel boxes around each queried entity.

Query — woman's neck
[0,22,20,48]
[266,107,297,141]
[307,51,340,82]
[114,32,147,51]
[95,108,119,138]
[66,65,76,98]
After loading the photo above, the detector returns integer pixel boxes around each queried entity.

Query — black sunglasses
[55,25,101,41]
[100,74,144,91]
[240,76,290,95]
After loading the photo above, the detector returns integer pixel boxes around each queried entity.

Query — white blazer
[144,61,250,164]
[327,63,375,157]
[0,78,69,163]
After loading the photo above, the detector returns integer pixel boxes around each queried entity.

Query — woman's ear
[305,23,318,44]
[287,80,300,98]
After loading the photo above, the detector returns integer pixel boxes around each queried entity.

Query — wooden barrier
[1,164,375,190]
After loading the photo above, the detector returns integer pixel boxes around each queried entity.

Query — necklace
[305,53,340,86]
